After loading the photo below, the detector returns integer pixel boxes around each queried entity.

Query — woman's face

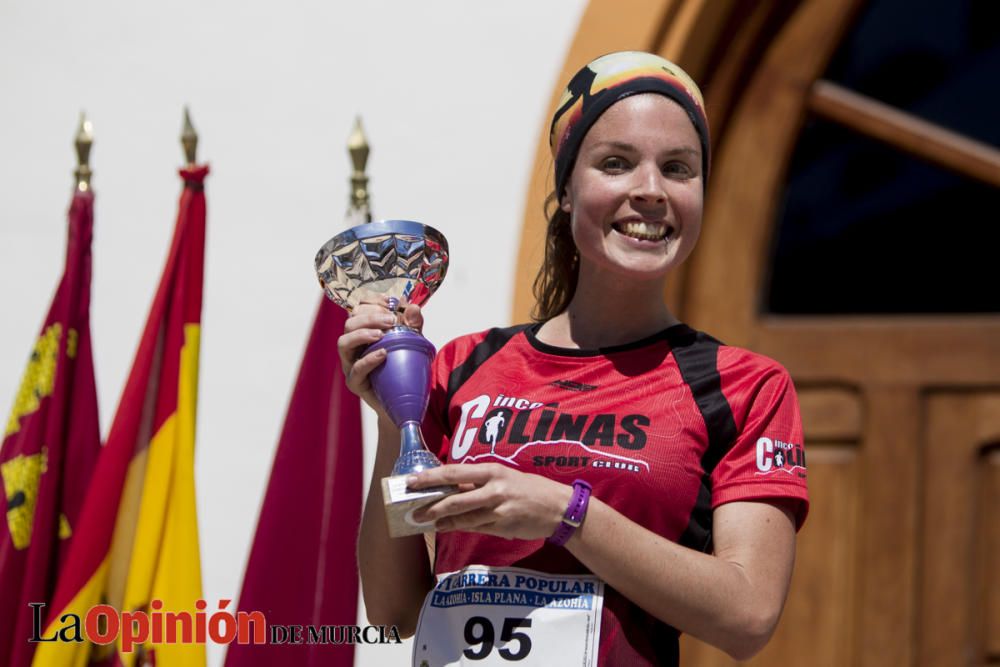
[561,93,704,284]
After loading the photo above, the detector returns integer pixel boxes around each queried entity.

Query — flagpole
[181,106,198,167]
[347,116,372,224]
[74,113,93,193]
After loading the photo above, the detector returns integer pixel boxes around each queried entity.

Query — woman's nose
[630,164,667,206]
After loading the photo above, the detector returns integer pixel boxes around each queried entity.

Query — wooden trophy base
[381,475,456,537]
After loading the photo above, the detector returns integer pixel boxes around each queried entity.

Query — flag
[32,164,209,667]
[224,296,363,666]
[0,186,101,667]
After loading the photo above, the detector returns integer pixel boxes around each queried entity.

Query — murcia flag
[0,185,101,667]
[32,164,209,666]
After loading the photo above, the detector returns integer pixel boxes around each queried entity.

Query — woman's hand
[337,297,424,414]
[408,463,573,540]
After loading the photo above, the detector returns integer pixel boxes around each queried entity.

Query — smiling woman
[341,51,809,666]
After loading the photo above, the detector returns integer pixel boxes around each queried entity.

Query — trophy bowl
[315,219,448,314]
[316,220,453,536]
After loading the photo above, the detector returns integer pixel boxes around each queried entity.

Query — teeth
[618,221,666,241]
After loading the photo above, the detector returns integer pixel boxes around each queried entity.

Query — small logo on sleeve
[755,437,806,477]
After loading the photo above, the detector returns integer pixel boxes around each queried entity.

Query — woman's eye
[600,156,629,172]
[663,161,693,177]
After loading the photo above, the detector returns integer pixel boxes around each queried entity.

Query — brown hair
[531,191,578,322]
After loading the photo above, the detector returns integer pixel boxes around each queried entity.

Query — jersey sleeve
[711,358,809,529]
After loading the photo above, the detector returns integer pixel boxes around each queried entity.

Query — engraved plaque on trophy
[316,219,454,537]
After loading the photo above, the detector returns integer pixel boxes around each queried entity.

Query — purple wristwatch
[547,479,592,547]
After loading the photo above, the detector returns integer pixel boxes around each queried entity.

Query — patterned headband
[549,51,710,195]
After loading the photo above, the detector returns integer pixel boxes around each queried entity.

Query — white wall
[0,1,586,664]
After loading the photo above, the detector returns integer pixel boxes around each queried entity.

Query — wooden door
[922,394,1000,666]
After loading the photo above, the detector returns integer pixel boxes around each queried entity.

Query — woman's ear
[560,190,572,213]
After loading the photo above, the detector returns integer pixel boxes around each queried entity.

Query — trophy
[316,219,454,536]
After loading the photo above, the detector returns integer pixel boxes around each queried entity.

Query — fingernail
[383,314,397,326]
[407,475,418,485]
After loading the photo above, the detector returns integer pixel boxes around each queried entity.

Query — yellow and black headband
[550,51,710,195]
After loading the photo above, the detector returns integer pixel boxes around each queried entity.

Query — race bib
[412,565,603,667]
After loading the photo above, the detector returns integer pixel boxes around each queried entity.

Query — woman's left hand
[408,463,573,540]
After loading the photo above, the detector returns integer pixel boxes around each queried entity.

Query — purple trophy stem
[365,328,442,475]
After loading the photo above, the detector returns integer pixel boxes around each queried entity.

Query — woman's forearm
[566,498,796,660]
[357,416,435,637]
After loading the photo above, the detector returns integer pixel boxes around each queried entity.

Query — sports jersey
[419,322,808,665]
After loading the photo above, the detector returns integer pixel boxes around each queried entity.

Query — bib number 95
[463,617,532,661]
[413,566,603,667]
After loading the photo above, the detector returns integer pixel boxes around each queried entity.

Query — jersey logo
[754,437,806,477]
[451,394,651,474]
[549,379,598,392]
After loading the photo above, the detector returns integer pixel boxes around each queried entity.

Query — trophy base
[381,475,457,537]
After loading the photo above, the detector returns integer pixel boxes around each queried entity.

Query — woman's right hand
[337,297,425,415]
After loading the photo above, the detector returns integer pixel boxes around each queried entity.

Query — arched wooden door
[514,1,1000,664]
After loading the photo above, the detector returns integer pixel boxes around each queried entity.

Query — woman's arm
[356,414,435,636]
[409,464,796,660]
[571,496,795,660]
[340,301,436,637]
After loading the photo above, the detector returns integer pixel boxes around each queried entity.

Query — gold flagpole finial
[181,106,198,166]
[347,116,371,222]
[74,112,94,192]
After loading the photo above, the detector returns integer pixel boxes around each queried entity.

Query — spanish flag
[33,163,209,667]
[0,178,101,667]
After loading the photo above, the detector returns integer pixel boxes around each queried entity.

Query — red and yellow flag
[33,164,209,667]
[0,186,101,667]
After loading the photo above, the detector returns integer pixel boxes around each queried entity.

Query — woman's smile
[611,218,675,243]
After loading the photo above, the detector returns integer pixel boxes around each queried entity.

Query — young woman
[340,51,809,666]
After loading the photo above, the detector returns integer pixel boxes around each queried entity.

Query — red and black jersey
[421,323,808,665]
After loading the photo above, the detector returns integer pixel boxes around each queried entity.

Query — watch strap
[547,479,592,547]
